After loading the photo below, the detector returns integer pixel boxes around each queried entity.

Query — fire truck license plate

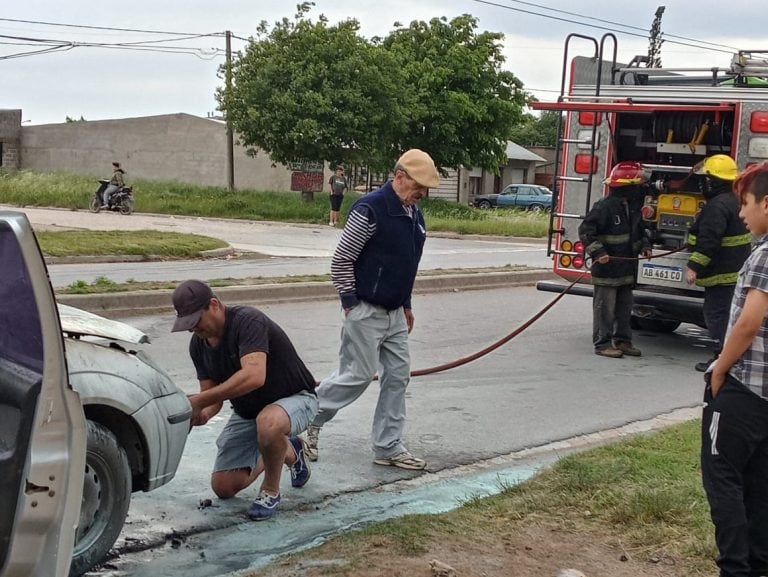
[641,263,683,282]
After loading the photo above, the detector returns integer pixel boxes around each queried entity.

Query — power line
[492,0,740,52]
[0,16,219,37]
[470,0,735,54]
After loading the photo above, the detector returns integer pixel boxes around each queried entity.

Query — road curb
[56,269,557,319]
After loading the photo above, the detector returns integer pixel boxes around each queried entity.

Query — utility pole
[225,30,235,190]
[648,6,665,68]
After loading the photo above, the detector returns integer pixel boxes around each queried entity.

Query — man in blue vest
[304,149,439,470]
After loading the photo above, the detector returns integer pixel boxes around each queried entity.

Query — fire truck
[533,33,768,332]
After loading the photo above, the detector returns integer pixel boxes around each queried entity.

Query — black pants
[592,284,633,350]
[701,374,768,577]
[703,284,736,356]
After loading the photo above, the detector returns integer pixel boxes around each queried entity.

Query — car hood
[58,303,150,344]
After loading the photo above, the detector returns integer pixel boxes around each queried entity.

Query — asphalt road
[0,205,551,287]
[91,285,710,577]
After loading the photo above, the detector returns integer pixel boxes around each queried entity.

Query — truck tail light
[575,154,597,174]
[572,255,585,268]
[751,111,768,133]
[573,241,584,254]
[578,111,602,126]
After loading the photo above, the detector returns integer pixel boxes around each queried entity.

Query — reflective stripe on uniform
[689,251,712,267]
[721,233,752,247]
[697,272,739,287]
[597,233,631,245]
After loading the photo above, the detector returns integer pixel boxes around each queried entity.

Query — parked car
[473,184,553,212]
[59,304,191,576]
[0,210,192,577]
[1,210,85,577]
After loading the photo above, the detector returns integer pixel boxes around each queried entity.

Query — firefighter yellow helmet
[695,154,738,182]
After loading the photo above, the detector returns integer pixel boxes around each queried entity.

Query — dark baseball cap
[171,280,213,332]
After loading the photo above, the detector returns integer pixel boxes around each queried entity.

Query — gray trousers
[312,301,411,459]
[103,183,119,206]
[592,284,634,350]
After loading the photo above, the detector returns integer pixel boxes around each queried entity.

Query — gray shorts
[213,390,318,473]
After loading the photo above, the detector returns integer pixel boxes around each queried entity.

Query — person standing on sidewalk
[171,279,317,520]
[328,166,349,227]
[686,154,751,372]
[702,162,768,577]
[579,161,651,358]
[304,149,439,470]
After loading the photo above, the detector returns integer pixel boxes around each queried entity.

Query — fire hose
[402,245,688,379]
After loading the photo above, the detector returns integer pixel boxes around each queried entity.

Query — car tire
[528,203,545,213]
[69,420,131,577]
[477,200,492,209]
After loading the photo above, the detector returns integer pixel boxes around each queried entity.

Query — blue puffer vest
[352,182,426,310]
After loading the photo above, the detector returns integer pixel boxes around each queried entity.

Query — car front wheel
[70,420,131,577]
[477,200,492,209]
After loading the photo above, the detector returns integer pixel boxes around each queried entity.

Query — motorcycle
[89,179,135,215]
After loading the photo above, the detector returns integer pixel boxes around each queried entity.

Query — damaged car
[59,304,191,576]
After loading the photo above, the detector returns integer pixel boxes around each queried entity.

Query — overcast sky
[2,0,765,125]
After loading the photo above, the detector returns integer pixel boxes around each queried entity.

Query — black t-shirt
[189,305,316,419]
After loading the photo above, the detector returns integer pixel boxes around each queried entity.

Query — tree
[381,15,528,171]
[508,110,560,148]
[219,3,401,176]
[220,7,530,181]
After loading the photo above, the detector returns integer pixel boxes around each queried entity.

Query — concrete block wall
[0,109,21,169]
[20,113,302,191]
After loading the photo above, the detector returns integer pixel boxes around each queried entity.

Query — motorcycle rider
[686,154,752,372]
[579,161,652,358]
[102,161,125,208]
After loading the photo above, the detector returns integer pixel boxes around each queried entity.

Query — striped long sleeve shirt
[331,203,414,309]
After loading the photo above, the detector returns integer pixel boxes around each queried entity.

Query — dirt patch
[259,521,693,577]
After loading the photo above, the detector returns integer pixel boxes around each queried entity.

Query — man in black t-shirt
[171,280,317,520]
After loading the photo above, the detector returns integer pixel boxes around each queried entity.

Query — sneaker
[288,436,311,488]
[595,347,623,358]
[373,451,427,470]
[615,342,642,357]
[247,491,281,520]
[695,358,716,372]
[304,424,321,462]
[328,221,334,226]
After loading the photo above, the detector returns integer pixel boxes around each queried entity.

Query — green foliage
[220,7,529,172]
[382,15,528,171]
[0,170,548,237]
[37,230,226,257]
[221,3,399,170]
[508,110,561,147]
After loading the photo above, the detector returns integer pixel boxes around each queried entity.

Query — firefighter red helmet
[604,161,648,187]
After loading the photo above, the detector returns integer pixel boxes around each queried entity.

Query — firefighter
[579,161,652,358]
[686,154,752,372]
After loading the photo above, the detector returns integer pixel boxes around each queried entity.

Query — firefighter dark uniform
[687,155,752,372]
[579,161,651,358]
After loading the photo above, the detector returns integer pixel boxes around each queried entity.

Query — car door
[516,186,539,208]
[496,186,518,207]
[0,211,85,577]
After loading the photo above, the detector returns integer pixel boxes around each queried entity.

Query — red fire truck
[533,33,768,332]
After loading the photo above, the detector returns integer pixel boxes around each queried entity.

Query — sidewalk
[57,268,557,318]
